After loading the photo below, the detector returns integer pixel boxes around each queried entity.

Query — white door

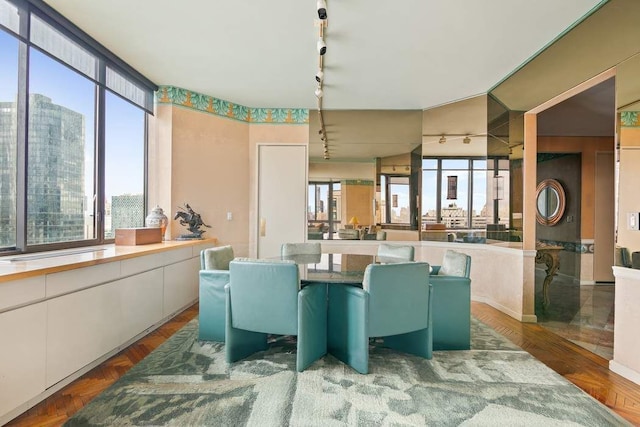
[257,144,307,258]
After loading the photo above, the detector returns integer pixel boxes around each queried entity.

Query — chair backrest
[228,259,299,335]
[363,262,431,337]
[201,245,234,270]
[377,243,414,261]
[281,242,321,256]
[438,249,471,278]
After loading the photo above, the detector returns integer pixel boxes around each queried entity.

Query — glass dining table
[276,253,407,285]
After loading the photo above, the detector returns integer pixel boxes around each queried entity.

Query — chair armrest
[199,269,231,287]
[297,283,328,371]
[327,285,369,373]
[429,275,471,350]
[430,265,441,275]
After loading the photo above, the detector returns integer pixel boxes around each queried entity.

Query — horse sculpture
[174,203,211,238]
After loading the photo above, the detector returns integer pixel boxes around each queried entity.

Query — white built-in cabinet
[0,241,211,424]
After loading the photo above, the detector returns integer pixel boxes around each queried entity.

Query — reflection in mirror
[308,110,422,241]
[421,95,502,245]
[535,179,565,226]
[616,53,640,254]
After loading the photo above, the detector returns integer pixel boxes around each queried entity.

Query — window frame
[422,156,491,230]
[0,0,156,256]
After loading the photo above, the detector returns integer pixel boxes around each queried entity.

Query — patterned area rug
[65,318,629,426]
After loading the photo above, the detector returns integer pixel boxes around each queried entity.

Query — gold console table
[535,244,564,306]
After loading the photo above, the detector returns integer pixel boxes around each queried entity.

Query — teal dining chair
[376,243,415,261]
[430,249,471,350]
[225,258,328,372]
[327,262,432,374]
[198,245,234,342]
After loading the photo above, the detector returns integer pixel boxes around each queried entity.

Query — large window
[105,91,146,239]
[381,175,411,224]
[308,181,341,237]
[0,0,155,254]
[422,158,501,230]
[27,49,96,245]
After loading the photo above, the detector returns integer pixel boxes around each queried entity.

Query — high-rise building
[110,194,144,237]
[1,94,87,246]
[26,94,86,244]
[0,99,18,247]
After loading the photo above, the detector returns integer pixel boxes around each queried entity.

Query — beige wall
[341,182,375,228]
[618,127,640,254]
[150,105,307,257]
[537,136,613,239]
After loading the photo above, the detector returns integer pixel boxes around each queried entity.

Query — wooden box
[115,228,162,245]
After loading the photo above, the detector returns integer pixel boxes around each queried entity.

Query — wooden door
[594,151,615,282]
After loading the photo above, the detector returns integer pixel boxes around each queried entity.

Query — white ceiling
[44,0,602,111]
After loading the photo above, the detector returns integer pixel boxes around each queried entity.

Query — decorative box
[115,227,163,245]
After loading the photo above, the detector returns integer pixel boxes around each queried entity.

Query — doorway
[532,75,616,359]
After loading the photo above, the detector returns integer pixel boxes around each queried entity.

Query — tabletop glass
[278,253,407,284]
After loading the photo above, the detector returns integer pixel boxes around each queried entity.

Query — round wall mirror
[536,179,565,226]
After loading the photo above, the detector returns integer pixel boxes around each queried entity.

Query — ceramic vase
[146,205,169,240]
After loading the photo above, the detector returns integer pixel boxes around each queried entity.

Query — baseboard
[0,299,197,426]
[472,296,537,323]
[609,360,640,386]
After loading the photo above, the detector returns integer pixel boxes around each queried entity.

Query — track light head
[317,0,327,19]
[315,86,323,98]
[439,135,446,144]
[317,38,326,55]
[463,136,471,144]
[315,70,324,83]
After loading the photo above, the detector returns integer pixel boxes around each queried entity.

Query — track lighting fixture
[314,0,329,160]
[463,136,471,144]
[317,0,327,19]
[439,135,446,144]
[317,38,326,55]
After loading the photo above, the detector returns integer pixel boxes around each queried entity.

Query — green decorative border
[620,111,639,127]
[156,86,308,124]
[343,180,374,186]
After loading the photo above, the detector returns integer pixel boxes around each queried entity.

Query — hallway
[535,269,615,360]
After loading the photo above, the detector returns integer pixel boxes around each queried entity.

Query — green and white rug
[65,318,629,426]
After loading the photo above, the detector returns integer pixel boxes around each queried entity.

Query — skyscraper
[0,94,86,247]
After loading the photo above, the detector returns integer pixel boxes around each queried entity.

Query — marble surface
[535,269,614,359]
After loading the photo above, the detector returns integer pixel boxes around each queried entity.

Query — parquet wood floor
[5,302,640,426]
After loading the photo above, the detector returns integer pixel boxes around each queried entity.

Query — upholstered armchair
[198,245,234,342]
[327,262,432,374]
[376,243,415,262]
[225,259,328,372]
[430,250,471,350]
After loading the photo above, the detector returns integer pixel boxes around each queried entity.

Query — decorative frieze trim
[155,86,308,124]
[620,111,639,127]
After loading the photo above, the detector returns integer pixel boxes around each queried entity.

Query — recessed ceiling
[44,0,603,110]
